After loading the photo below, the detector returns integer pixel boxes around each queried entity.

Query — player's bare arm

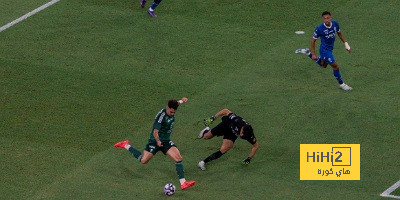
[310,38,318,60]
[242,141,258,166]
[248,141,259,158]
[214,109,232,118]
[153,129,163,147]
[337,31,351,53]
[203,109,232,127]
[178,97,188,104]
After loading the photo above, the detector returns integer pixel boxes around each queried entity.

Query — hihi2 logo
[300,144,360,180]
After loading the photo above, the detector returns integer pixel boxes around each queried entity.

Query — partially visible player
[140,0,163,18]
[197,109,259,171]
[114,98,195,190]
[295,11,353,91]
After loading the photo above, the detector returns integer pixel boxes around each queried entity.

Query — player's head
[166,99,179,116]
[321,11,332,26]
[240,125,253,137]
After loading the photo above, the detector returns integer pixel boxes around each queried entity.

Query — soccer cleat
[339,83,353,91]
[147,10,157,18]
[295,48,310,55]
[198,127,210,139]
[114,140,130,148]
[181,180,196,190]
[197,161,206,171]
[140,0,146,8]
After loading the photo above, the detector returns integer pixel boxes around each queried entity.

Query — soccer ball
[163,183,176,196]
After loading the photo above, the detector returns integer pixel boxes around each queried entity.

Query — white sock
[149,8,154,12]
[125,144,131,150]
[179,178,186,185]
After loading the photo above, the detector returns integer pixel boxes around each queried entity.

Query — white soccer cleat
[197,161,206,171]
[295,48,310,55]
[198,127,210,139]
[340,83,353,91]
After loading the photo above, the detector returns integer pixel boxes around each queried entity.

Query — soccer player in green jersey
[114,98,196,190]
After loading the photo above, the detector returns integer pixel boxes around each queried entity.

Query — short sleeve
[227,113,237,120]
[153,111,164,130]
[313,27,320,39]
[335,21,341,32]
[245,135,257,145]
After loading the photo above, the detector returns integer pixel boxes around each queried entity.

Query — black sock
[204,151,224,163]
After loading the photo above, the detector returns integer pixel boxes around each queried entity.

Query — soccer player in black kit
[197,109,259,170]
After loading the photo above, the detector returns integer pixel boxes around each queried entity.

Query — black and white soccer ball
[163,183,176,196]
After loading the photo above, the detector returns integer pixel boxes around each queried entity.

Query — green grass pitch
[1,0,399,199]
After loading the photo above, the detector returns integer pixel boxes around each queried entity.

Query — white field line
[381,180,400,199]
[0,0,60,33]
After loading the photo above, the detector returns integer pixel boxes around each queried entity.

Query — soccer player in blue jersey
[114,98,196,190]
[140,0,162,18]
[296,11,353,91]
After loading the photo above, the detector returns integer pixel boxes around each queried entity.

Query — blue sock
[150,2,158,10]
[308,53,322,66]
[315,57,322,66]
[333,69,344,85]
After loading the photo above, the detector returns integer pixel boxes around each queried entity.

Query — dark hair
[322,11,331,17]
[243,125,253,136]
[168,99,179,110]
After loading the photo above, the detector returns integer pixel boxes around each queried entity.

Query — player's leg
[165,145,196,190]
[198,122,232,170]
[203,139,233,163]
[139,150,154,164]
[330,62,343,84]
[114,140,155,164]
[321,60,328,68]
[330,62,352,91]
[312,53,326,67]
[147,0,162,18]
[198,139,234,170]
[140,0,146,8]
[295,48,324,67]
[199,128,215,140]
[199,121,226,139]
[198,127,212,139]
[219,139,234,153]
[140,141,160,164]
[114,140,142,160]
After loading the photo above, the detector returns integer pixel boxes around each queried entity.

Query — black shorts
[144,140,177,155]
[211,116,238,142]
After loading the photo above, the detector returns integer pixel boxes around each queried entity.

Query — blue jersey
[313,20,340,51]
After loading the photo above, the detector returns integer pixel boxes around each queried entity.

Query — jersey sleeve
[227,113,237,120]
[153,111,165,130]
[335,21,341,32]
[245,134,257,145]
[312,27,321,39]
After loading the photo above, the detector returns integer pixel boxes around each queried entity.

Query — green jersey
[149,108,174,142]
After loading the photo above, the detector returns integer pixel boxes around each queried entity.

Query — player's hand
[344,42,351,54]
[181,97,188,103]
[203,116,216,127]
[311,54,317,60]
[157,140,163,147]
[242,157,251,165]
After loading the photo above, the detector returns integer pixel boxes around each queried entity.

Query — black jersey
[223,113,257,144]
